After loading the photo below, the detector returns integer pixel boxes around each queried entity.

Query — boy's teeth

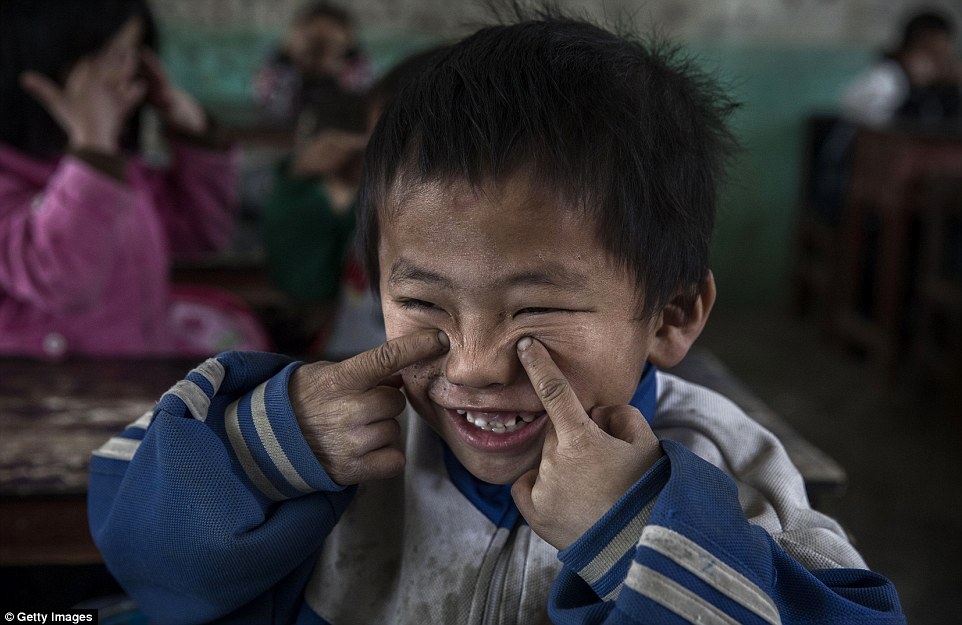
[460,410,535,434]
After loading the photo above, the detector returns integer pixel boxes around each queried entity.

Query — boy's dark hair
[357,7,738,319]
[367,46,450,115]
[901,10,954,49]
[294,2,353,29]
[0,0,158,156]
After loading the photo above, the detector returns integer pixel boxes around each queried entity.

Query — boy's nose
[444,336,519,389]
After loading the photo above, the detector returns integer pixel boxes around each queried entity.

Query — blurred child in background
[261,48,441,358]
[0,0,271,359]
[253,2,373,131]
[843,9,962,126]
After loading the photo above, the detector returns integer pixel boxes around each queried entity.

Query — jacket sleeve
[549,440,906,624]
[87,351,354,625]
[0,157,132,313]
[144,139,239,259]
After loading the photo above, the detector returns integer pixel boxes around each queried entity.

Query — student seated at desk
[0,0,271,359]
[262,49,440,359]
[89,8,905,624]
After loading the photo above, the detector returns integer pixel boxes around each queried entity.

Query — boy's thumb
[511,469,538,519]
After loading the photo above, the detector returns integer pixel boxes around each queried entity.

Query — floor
[696,303,961,625]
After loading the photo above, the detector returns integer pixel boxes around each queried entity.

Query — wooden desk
[834,125,962,377]
[0,358,196,565]
[0,349,846,566]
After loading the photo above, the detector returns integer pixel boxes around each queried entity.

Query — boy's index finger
[335,330,450,391]
[517,337,588,440]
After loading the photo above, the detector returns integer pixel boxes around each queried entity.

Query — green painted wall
[158,27,875,307]
[689,44,873,307]
[159,29,443,107]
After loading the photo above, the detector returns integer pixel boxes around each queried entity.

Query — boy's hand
[289,330,449,485]
[511,338,663,551]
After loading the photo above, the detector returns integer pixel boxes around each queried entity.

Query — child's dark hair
[356,7,738,319]
[900,9,954,49]
[294,2,353,30]
[0,0,158,156]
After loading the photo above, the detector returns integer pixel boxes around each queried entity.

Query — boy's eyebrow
[500,268,589,290]
[389,259,456,289]
[388,258,589,290]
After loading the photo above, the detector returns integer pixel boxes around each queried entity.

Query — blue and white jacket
[88,351,905,624]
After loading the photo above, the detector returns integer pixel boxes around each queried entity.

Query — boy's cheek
[539,336,648,407]
[400,362,435,395]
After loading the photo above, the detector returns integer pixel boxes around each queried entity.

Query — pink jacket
[0,140,247,358]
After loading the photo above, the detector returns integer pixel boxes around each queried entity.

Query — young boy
[88,10,906,625]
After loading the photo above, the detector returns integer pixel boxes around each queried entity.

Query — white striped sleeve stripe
[165,379,211,422]
[93,437,141,461]
[190,358,226,393]
[249,381,313,494]
[601,584,623,602]
[626,564,741,625]
[639,526,781,625]
[126,410,154,430]
[225,398,286,501]
[579,496,657,587]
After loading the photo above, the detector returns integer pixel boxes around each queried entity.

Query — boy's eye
[398,298,443,312]
[514,307,565,317]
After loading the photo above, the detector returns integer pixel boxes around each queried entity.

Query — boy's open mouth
[453,409,544,434]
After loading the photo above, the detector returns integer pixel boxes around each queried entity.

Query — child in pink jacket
[0,0,270,358]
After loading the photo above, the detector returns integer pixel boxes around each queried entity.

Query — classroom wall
[152,0,962,45]
[152,0,961,308]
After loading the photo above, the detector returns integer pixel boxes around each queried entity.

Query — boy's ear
[646,271,716,369]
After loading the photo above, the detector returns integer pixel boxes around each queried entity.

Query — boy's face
[379,174,661,485]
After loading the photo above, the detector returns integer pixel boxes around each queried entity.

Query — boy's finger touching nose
[517,337,588,439]
[337,329,450,390]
